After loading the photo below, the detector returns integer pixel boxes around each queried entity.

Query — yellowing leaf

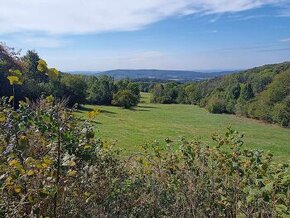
[7,76,22,85]
[36,163,43,169]
[67,170,77,176]
[28,195,34,203]
[45,95,54,103]
[14,186,21,193]
[24,97,30,104]
[41,163,48,168]
[9,159,24,172]
[68,160,76,167]
[9,159,19,167]
[84,192,90,197]
[47,68,59,79]
[0,112,5,122]
[87,109,100,120]
[25,157,35,165]
[18,135,28,148]
[26,170,34,176]
[8,96,14,103]
[37,59,48,72]
[5,177,13,186]
[84,144,92,149]
[43,156,53,165]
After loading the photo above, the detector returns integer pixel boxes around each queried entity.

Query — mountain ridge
[68,69,237,81]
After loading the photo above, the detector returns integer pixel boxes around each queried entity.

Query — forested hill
[151,62,290,127]
[97,69,235,81]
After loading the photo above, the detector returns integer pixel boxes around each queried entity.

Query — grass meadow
[76,93,290,161]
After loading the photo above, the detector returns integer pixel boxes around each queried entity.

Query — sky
[0,0,290,72]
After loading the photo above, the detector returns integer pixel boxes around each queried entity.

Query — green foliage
[0,97,125,217]
[149,63,290,127]
[86,76,141,108]
[0,44,26,107]
[150,83,165,103]
[1,44,141,109]
[247,69,290,124]
[272,102,290,127]
[207,95,227,114]
[77,95,290,161]
[130,128,290,217]
[112,89,139,109]
[61,75,87,105]
[1,100,289,216]
[239,83,255,101]
[86,75,115,105]
[150,82,181,104]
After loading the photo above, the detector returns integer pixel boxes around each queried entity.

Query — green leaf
[9,69,22,76]
[264,182,273,192]
[276,204,288,213]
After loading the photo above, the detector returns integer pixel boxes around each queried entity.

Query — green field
[76,93,290,161]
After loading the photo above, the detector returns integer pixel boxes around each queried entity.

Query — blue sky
[1,0,290,71]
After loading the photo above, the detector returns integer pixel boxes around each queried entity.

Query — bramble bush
[0,98,290,217]
[0,97,128,217]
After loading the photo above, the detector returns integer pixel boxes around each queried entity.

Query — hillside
[97,69,234,81]
[76,93,290,161]
[150,62,290,127]
[198,62,290,125]
[1,44,290,217]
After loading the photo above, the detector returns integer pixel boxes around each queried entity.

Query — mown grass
[76,93,290,161]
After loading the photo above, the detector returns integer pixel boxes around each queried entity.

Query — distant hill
[69,69,236,81]
[97,69,235,81]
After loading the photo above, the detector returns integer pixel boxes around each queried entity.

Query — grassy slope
[76,93,290,161]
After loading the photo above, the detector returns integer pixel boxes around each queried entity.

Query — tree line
[150,62,290,127]
[0,43,140,109]
[1,42,289,126]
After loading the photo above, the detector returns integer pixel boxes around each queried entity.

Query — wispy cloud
[0,33,69,49]
[278,7,290,17]
[20,36,68,48]
[218,43,288,52]
[0,0,286,35]
[231,14,270,21]
[46,50,167,71]
[280,38,290,42]
[209,15,222,23]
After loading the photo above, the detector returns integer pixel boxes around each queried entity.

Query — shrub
[0,97,127,217]
[0,99,289,217]
[131,131,290,217]
[207,97,227,114]
[112,90,139,109]
[272,102,290,127]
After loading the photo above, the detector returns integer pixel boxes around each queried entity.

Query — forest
[1,43,290,127]
[1,43,290,217]
[0,44,141,109]
[150,62,290,127]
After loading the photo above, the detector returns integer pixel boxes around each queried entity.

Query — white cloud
[0,0,285,35]
[280,38,290,42]
[46,50,166,71]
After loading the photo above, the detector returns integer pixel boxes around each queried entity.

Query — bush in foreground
[0,98,289,217]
